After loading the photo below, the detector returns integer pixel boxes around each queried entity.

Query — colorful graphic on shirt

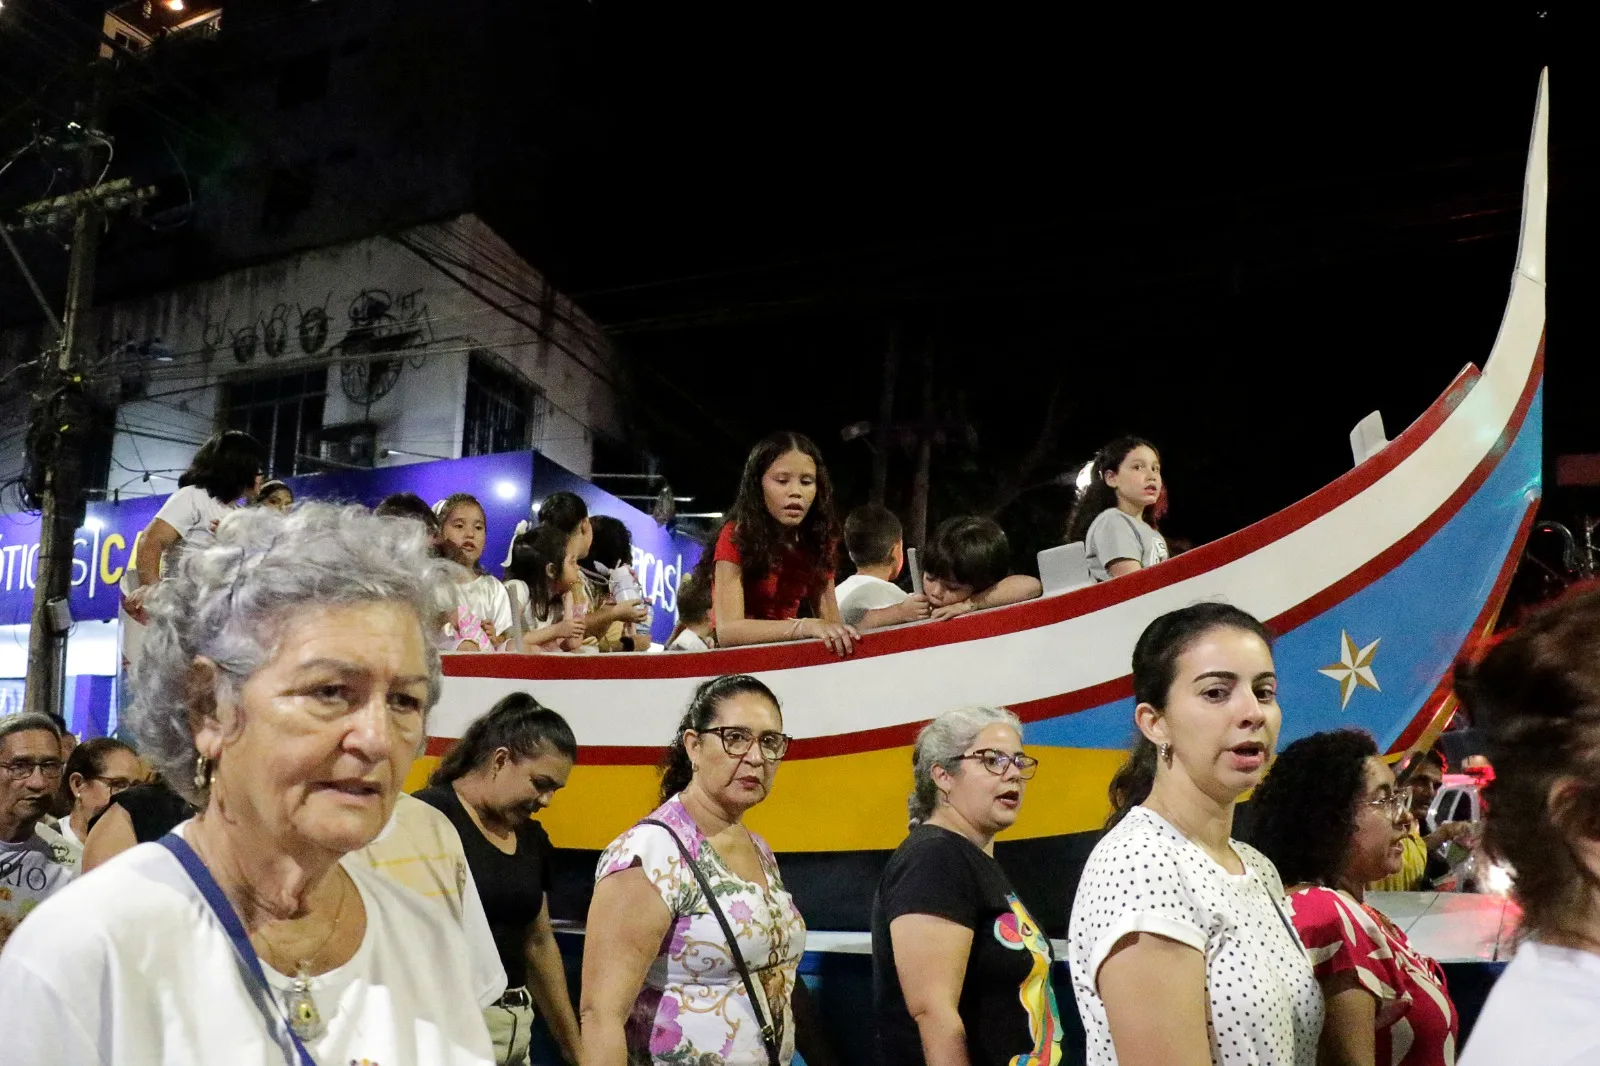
[993,894,1062,1065]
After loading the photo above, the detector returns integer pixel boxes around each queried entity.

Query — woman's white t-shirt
[1069,806,1323,1066]
[1459,940,1600,1065]
[152,483,234,549]
[0,825,494,1066]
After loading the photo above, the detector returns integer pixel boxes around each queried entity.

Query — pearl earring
[1159,743,1173,767]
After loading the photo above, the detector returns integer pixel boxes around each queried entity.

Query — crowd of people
[4,423,1596,1066]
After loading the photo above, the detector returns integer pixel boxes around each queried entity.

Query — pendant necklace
[264,873,350,1042]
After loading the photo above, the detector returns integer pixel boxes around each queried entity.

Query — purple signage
[0,450,701,647]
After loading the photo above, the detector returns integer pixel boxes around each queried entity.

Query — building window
[259,162,317,236]
[224,368,326,478]
[463,352,541,458]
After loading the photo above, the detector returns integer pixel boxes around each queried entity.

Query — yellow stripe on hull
[405,746,1126,852]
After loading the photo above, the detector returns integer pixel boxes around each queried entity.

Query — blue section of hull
[1026,385,1543,752]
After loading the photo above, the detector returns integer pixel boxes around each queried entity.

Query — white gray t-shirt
[835,573,908,626]
[1069,806,1322,1066]
[1460,940,1600,1065]
[1084,508,1169,582]
[0,827,76,950]
[460,573,515,642]
[152,483,234,549]
[0,826,495,1065]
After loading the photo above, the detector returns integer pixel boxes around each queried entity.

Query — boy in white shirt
[835,505,930,629]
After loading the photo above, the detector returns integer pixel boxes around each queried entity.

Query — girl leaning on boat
[1069,602,1322,1066]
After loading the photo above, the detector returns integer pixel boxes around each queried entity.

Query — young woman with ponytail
[414,694,582,1066]
[870,706,1060,1066]
[580,676,836,1066]
[1068,602,1321,1066]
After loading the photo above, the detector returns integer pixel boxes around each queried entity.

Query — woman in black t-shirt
[872,706,1063,1065]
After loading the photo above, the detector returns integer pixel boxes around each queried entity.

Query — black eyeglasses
[2,758,64,781]
[697,726,792,761]
[90,775,146,793]
[957,749,1039,780]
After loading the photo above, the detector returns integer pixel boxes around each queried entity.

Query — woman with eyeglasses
[871,706,1062,1066]
[44,738,148,873]
[1250,729,1458,1066]
[580,674,836,1066]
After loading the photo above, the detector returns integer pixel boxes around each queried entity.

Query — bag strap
[640,818,781,1066]
[158,833,319,1066]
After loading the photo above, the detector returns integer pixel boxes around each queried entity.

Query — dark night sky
[532,8,1592,565]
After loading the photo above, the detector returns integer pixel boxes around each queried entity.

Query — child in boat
[711,430,857,656]
[835,504,931,629]
[1065,435,1170,582]
[539,492,646,643]
[578,515,653,652]
[436,492,516,646]
[666,571,716,650]
[505,523,586,652]
[375,491,489,651]
[920,516,1043,620]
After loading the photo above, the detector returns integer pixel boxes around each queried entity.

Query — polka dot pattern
[1068,807,1323,1065]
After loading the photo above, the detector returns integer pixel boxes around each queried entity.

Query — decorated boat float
[422,72,1548,931]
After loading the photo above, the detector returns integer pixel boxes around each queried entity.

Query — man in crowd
[0,714,76,950]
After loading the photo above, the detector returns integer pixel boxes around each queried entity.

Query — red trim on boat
[1388,498,1541,753]
[432,339,1543,766]
[443,363,1489,682]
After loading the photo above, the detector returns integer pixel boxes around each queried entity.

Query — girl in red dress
[1251,728,1460,1066]
[709,431,857,656]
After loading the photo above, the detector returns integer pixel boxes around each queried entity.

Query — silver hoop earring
[1159,743,1173,767]
[194,753,211,792]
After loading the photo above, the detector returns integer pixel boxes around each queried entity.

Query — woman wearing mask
[1068,602,1322,1066]
[579,675,834,1066]
[872,706,1061,1065]
[711,432,857,656]
[45,738,147,872]
[1455,586,1600,1064]
[1251,729,1458,1066]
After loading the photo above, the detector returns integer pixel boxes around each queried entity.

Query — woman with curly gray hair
[870,705,1062,1065]
[0,503,495,1066]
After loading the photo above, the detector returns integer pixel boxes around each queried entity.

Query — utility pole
[9,94,155,720]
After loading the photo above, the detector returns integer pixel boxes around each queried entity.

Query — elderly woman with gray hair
[0,503,495,1066]
[870,706,1062,1066]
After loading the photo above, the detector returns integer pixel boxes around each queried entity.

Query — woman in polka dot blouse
[1068,603,1323,1065]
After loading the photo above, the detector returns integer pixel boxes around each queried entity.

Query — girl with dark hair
[666,571,717,650]
[1065,436,1169,583]
[712,431,857,656]
[582,675,833,1066]
[1068,602,1321,1066]
[536,490,594,560]
[1251,729,1458,1066]
[1453,585,1600,1065]
[125,430,266,621]
[504,525,585,653]
[416,694,581,1066]
[438,492,515,648]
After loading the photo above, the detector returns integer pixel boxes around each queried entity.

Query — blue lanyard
[157,833,319,1066]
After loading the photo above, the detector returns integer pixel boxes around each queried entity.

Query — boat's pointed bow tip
[1515,68,1550,287]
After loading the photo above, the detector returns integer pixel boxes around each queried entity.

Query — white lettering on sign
[631,547,683,619]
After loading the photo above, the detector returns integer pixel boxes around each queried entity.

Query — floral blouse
[596,795,807,1066]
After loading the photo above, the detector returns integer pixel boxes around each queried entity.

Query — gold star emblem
[1319,630,1381,710]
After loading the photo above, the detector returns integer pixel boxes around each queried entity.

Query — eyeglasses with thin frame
[956,749,1040,780]
[696,726,792,761]
[1,758,65,782]
[1365,786,1413,822]
[90,774,147,793]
